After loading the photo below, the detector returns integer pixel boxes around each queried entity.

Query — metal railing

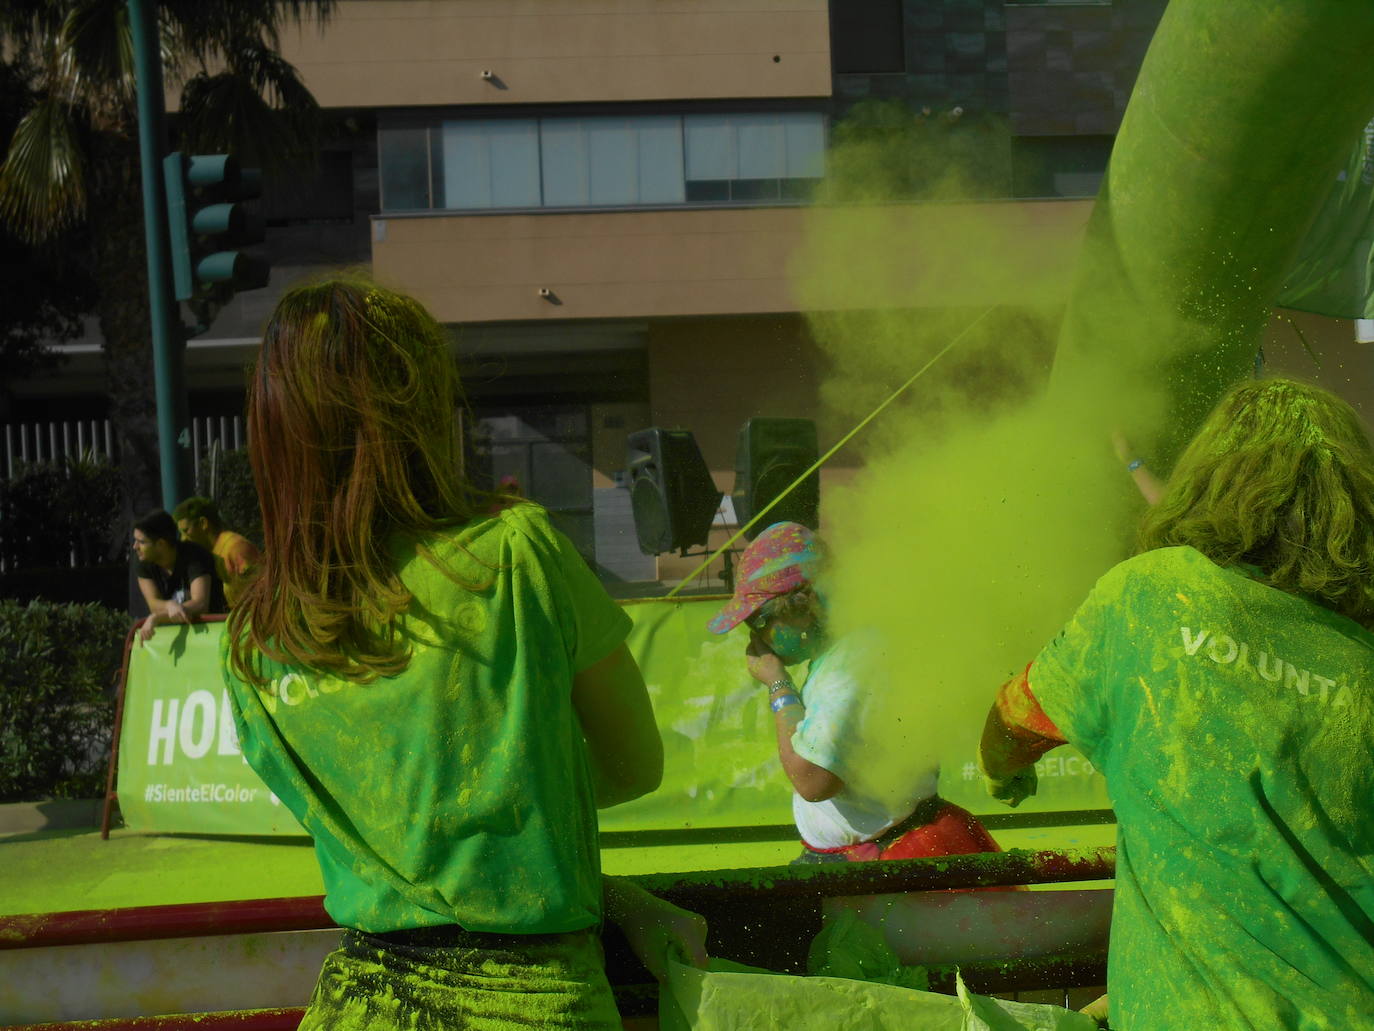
[0,416,244,572]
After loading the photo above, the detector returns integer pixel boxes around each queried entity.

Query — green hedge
[0,453,122,570]
[196,447,263,550]
[0,600,129,802]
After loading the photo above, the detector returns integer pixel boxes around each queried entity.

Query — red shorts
[802,801,1017,889]
[804,799,1001,863]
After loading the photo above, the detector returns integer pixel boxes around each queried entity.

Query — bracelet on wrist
[1126,458,1144,472]
[767,678,795,694]
[770,692,803,713]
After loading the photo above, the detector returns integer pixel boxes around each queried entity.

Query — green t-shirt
[1031,546,1374,1030]
[220,505,631,935]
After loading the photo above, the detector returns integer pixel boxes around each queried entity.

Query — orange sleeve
[995,663,1068,744]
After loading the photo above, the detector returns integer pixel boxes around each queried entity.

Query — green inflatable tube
[1050,0,1374,459]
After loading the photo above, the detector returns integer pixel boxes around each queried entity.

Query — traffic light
[162,152,269,301]
[731,417,820,540]
[626,428,722,556]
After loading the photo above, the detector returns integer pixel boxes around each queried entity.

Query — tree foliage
[0,450,124,569]
[0,0,333,518]
[0,599,127,802]
[0,57,95,393]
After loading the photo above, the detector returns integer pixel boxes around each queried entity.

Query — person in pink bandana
[709,522,1005,866]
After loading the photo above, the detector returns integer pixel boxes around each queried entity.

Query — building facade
[8,0,1364,586]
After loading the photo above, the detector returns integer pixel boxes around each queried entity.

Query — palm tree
[0,0,332,526]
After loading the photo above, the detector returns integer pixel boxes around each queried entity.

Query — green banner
[1278,120,1374,318]
[116,600,1109,836]
[117,620,300,835]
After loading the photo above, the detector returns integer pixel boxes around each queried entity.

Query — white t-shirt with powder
[789,633,940,849]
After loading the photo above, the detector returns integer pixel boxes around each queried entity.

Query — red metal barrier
[0,895,331,951]
[9,1009,306,1031]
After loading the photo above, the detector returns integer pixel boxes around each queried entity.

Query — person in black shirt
[132,509,225,641]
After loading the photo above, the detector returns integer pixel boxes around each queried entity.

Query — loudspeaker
[626,428,723,556]
[731,418,819,540]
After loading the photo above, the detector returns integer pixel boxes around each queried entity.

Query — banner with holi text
[115,599,1110,836]
[116,619,300,835]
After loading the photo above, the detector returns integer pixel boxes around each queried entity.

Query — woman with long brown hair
[222,277,705,1029]
[979,377,1374,1029]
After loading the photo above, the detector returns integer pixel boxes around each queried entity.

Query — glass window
[440,119,539,209]
[685,115,736,181]
[736,115,786,180]
[378,125,431,210]
[383,111,823,212]
[685,179,730,203]
[685,112,825,202]
[635,117,685,204]
[543,116,685,207]
[541,119,590,207]
[589,119,638,205]
[532,440,593,511]
[783,113,827,179]
[731,179,782,202]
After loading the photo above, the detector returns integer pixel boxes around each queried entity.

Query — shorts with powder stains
[300,926,622,1031]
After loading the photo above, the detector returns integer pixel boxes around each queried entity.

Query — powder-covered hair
[228,277,494,686]
[172,496,224,532]
[1138,376,1374,629]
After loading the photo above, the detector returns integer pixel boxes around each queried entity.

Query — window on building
[541,116,685,207]
[829,0,905,75]
[379,111,825,213]
[439,119,540,209]
[378,125,432,210]
[684,112,826,202]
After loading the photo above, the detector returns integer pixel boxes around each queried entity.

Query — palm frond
[162,0,334,66]
[178,38,322,175]
[0,0,66,49]
[60,0,136,108]
[0,95,87,243]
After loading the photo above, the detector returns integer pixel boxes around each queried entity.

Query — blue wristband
[770,692,802,713]
[1127,458,1144,472]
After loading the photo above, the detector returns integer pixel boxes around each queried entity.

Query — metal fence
[3,419,116,478]
[0,415,245,572]
[2,416,244,483]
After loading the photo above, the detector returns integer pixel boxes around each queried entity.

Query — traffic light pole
[128,0,190,509]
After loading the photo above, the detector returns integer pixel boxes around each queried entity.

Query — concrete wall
[371,206,809,322]
[270,0,831,109]
[370,198,1095,324]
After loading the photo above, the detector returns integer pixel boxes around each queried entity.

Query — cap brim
[708,594,765,634]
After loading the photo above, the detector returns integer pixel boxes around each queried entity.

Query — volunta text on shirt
[1180,626,1356,707]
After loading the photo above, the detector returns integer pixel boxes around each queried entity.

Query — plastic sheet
[660,956,1098,1031]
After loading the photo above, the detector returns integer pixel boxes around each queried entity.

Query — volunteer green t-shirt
[220,504,632,935]
[1031,546,1374,1030]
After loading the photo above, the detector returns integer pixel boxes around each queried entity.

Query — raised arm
[572,642,664,808]
[1112,430,1165,506]
[747,634,843,803]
